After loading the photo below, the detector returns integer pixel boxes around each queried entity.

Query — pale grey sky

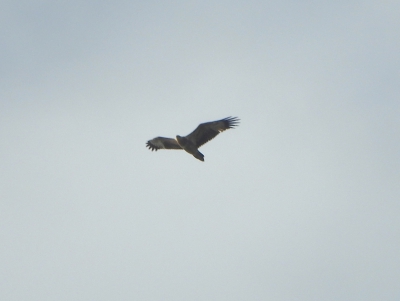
[1,1,399,300]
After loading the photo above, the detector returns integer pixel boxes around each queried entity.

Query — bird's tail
[193,151,204,162]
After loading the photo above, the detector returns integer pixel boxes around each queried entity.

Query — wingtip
[146,141,157,151]
[224,116,240,128]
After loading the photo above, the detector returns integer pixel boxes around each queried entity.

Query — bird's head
[176,135,185,146]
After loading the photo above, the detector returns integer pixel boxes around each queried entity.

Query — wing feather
[146,137,182,151]
[186,116,240,148]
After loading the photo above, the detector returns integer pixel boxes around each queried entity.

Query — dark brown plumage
[146,116,240,161]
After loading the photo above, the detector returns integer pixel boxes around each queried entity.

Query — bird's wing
[146,137,182,151]
[186,116,240,148]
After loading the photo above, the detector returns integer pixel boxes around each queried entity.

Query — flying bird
[146,116,240,162]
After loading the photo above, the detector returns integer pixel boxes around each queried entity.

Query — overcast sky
[1,1,399,300]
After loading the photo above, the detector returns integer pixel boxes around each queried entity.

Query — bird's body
[176,135,205,161]
[146,116,239,161]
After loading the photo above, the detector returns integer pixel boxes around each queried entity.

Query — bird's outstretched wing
[146,137,182,151]
[186,116,240,148]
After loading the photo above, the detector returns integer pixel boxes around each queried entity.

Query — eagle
[146,116,240,162]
